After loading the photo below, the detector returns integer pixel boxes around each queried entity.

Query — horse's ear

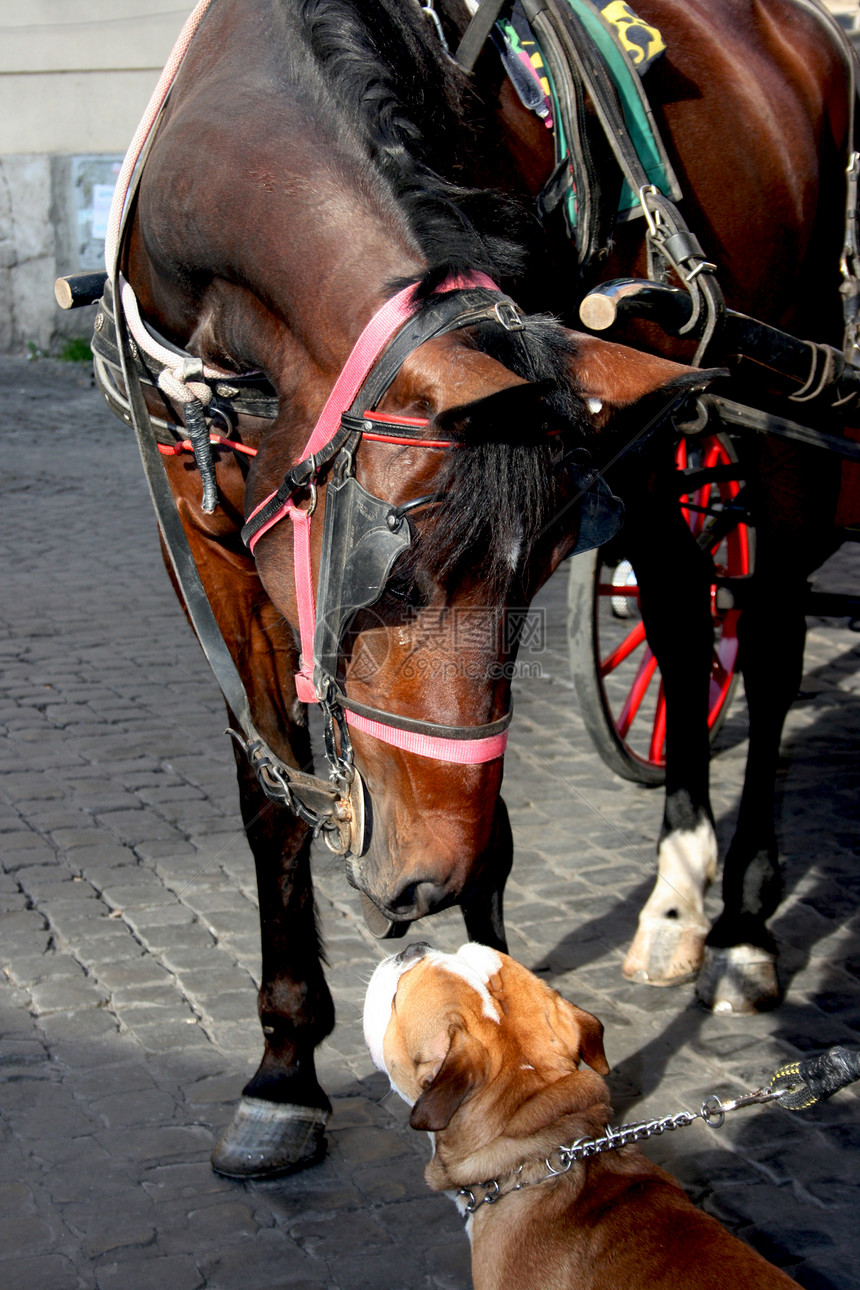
[432,379,555,442]
[567,332,723,429]
[409,1024,489,1131]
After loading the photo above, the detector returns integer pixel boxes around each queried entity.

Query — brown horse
[100,0,697,1177]
[320,0,857,1012]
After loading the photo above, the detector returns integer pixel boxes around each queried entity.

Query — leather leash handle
[772,1046,860,1111]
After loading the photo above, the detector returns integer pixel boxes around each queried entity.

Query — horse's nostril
[388,880,448,919]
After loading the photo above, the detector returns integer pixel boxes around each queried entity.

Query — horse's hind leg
[619,488,719,986]
[694,591,799,1013]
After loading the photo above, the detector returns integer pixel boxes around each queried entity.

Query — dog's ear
[409,1024,488,1131]
[549,995,610,1075]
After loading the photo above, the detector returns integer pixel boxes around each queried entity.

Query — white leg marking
[642,817,718,927]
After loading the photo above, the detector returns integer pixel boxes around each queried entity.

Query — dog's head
[363,943,609,1135]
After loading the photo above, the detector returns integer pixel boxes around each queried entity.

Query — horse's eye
[385,570,427,609]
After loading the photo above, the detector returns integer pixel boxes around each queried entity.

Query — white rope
[119,276,223,405]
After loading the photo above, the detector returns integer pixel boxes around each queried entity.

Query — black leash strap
[772,1046,860,1111]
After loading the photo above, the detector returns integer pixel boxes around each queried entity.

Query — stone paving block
[48,1033,148,1077]
[97,810,186,847]
[90,1086,183,1130]
[140,1159,237,1206]
[196,1234,323,1290]
[0,835,58,868]
[4,1080,102,1143]
[791,1256,857,1290]
[0,1254,84,1290]
[29,974,111,1015]
[94,1254,206,1290]
[67,1202,158,1261]
[36,1008,122,1048]
[0,906,50,943]
[49,826,115,852]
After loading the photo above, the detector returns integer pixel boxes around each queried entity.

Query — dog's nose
[394,942,431,968]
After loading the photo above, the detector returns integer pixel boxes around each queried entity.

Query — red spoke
[596,581,640,598]
[599,620,647,676]
[649,679,667,763]
[617,649,659,739]
[597,435,752,772]
[708,634,739,725]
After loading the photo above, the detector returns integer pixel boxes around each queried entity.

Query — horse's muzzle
[345,855,457,923]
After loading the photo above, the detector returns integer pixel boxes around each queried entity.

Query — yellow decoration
[600,1,665,69]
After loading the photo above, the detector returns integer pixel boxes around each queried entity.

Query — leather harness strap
[456,0,510,71]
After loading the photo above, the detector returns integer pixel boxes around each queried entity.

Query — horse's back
[611,0,851,332]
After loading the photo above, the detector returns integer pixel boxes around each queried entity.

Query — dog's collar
[457,1152,578,1216]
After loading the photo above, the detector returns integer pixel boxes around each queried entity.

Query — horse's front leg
[697,442,841,1013]
[211,743,334,1178]
[620,496,719,986]
[459,796,513,952]
[157,452,334,1177]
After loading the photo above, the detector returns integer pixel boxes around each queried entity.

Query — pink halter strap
[245,273,511,764]
[245,273,497,548]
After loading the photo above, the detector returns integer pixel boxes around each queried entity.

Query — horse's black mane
[298,0,535,286]
[420,313,592,592]
[292,0,590,590]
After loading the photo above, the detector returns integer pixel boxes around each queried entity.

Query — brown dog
[363,943,799,1289]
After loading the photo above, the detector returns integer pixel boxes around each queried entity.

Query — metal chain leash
[459,1047,860,1215]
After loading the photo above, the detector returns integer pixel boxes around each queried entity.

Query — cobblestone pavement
[1,353,859,1290]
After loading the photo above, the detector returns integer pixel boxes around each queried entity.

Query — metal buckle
[494,300,525,331]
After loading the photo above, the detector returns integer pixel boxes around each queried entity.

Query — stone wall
[0,1,181,354]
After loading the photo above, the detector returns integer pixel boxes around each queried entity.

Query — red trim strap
[158,435,258,457]
[344,709,508,763]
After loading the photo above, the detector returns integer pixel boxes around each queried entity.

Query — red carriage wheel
[567,432,753,786]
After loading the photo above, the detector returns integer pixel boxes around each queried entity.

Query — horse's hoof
[211,1097,329,1179]
[696,944,780,1013]
[360,893,409,940]
[622,917,707,986]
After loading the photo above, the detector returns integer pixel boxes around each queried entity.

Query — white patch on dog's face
[441,944,503,1023]
[363,944,503,1093]
[363,953,413,1075]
